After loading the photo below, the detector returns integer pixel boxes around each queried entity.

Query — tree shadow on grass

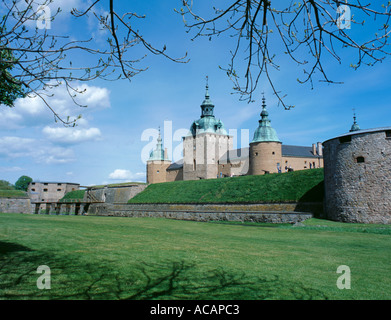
[122,261,328,300]
[0,241,32,255]
[0,245,328,300]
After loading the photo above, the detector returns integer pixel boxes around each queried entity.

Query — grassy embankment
[0,180,28,199]
[60,182,146,202]
[0,213,390,300]
[129,168,324,204]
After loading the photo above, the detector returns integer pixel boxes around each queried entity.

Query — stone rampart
[0,198,31,214]
[87,202,319,223]
[84,184,147,203]
[323,128,391,224]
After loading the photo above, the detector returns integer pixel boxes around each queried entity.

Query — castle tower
[323,127,391,223]
[249,96,282,175]
[183,79,233,180]
[146,128,171,184]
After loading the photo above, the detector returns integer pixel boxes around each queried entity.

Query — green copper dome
[148,129,168,161]
[251,96,281,143]
[349,112,360,132]
[188,82,228,136]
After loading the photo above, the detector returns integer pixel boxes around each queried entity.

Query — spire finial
[349,108,360,132]
[261,92,266,108]
[205,75,210,98]
[157,126,162,142]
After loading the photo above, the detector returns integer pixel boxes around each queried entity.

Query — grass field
[0,190,28,198]
[1,213,390,300]
[129,168,324,204]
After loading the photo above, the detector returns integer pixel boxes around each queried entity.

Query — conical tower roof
[148,128,168,161]
[251,96,281,143]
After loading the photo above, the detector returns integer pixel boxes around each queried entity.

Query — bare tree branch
[179,0,391,108]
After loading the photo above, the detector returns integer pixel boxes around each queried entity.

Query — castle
[323,119,391,224]
[147,83,324,184]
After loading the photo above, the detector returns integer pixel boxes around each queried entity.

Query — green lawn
[0,213,390,300]
[60,189,86,202]
[0,190,28,198]
[129,168,324,204]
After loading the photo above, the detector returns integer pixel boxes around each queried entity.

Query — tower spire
[349,108,360,132]
[200,76,214,118]
[251,94,280,143]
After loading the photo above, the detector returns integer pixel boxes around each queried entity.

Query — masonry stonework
[323,128,391,224]
[0,198,31,214]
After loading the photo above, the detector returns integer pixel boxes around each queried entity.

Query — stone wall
[84,184,147,203]
[87,202,320,223]
[249,141,282,175]
[147,160,171,184]
[28,182,79,203]
[281,156,324,171]
[323,128,391,224]
[0,198,31,214]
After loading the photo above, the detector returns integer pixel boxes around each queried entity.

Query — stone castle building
[28,181,80,203]
[323,116,391,224]
[147,83,324,184]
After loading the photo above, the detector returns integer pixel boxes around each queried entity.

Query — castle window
[43,189,48,192]
[339,135,351,143]
[157,170,160,173]
[356,156,365,163]
[31,188,35,192]
[272,151,275,155]
[57,189,61,192]
[255,152,258,156]
[386,130,391,139]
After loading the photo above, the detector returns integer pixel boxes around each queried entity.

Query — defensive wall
[0,197,31,214]
[87,202,321,224]
[83,184,148,203]
[323,127,391,224]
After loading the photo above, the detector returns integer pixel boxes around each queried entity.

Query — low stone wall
[0,198,31,214]
[87,202,318,223]
[84,184,147,203]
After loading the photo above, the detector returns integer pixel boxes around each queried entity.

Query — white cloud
[0,83,110,129]
[109,169,133,180]
[108,169,145,181]
[42,126,102,144]
[0,136,75,164]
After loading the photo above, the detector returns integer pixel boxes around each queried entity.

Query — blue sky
[1,0,390,186]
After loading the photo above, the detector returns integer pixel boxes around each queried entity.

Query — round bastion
[323,127,391,224]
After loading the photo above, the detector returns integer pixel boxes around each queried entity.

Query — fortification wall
[84,184,147,204]
[0,198,31,214]
[87,202,321,223]
[323,129,391,224]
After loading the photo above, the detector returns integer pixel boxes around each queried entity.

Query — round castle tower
[323,116,391,224]
[249,97,282,175]
[146,128,171,184]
